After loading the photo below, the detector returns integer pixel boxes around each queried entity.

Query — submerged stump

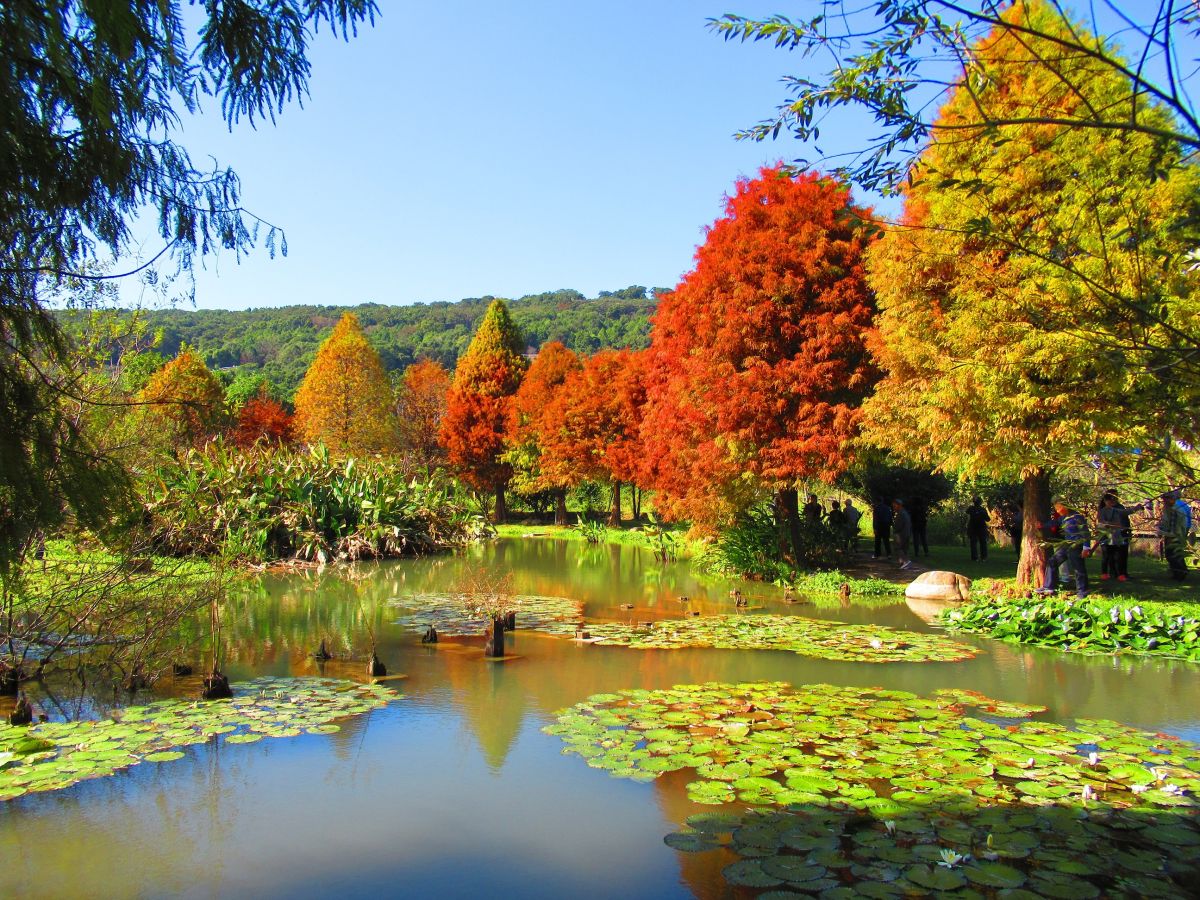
[484,616,507,658]
[201,670,232,700]
[367,651,387,677]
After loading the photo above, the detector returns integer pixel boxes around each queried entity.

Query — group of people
[1035,490,1192,598]
[801,487,1194,588]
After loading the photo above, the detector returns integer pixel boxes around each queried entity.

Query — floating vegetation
[389,593,582,637]
[579,615,976,662]
[944,596,1200,661]
[0,677,398,801]
[546,682,1200,897]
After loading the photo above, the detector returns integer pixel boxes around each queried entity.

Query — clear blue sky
[125,1,892,310]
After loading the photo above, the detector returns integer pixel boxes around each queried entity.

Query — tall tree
[858,2,1200,584]
[395,359,452,471]
[541,349,647,526]
[440,300,528,522]
[294,313,399,456]
[233,388,295,449]
[139,347,228,451]
[640,166,878,558]
[0,1,378,568]
[505,341,582,525]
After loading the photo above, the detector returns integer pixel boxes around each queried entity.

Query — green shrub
[697,505,846,582]
[144,443,490,563]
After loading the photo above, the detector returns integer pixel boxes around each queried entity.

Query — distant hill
[66,287,661,398]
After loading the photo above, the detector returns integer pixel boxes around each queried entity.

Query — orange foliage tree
[395,358,451,470]
[233,387,295,449]
[504,341,582,525]
[139,346,227,451]
[439,299,527,522]
[293,313,399,456]
[541,349,647,526]
[640,166,878,557]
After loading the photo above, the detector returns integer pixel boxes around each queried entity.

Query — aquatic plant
[145,443,490,563]
[944,596,1200,661]
[0,677,399,801]
[547,681,1200,897]
[575,519,608,544]
[579,615,975,662]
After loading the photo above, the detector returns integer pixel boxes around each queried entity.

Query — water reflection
[2,538,1198,899]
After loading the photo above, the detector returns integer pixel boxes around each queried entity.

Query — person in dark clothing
[1096,492,1131,582]
[909,496,929,557]
[966,496,990,561]
[802,494,823,524]
[871,498,892,559]
[999,501,1023,551]
[1036,500,1091,598]
[826,500,847,537]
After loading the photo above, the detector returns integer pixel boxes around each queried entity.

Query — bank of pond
[1,537,1197,898]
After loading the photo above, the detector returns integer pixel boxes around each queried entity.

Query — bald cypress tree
[294,313,399,457]
[440,300,527,522]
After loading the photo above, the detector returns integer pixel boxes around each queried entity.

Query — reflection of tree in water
[441,646,526,772]
[650,768,735,900]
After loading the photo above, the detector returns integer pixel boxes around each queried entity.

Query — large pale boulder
[905,570,971,602]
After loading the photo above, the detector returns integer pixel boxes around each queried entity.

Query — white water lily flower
[937,848,967,868]
[1088,751,1100,766]
[1082,785,1095,802]
[884,820,896,836]
[1131,783,1149,794]
[1161,784,1185,796]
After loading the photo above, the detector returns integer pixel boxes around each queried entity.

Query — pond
[2,538,1198,898]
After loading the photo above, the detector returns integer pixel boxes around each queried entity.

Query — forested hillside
[62,287,658,398]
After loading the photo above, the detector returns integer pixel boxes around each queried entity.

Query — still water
[2,538,1198,899]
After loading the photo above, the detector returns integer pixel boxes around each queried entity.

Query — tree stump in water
[313,639,332,661]
[172,663,193,676]
[484,616,506,658]
[202,670,232,700]
[367,651,387,677]
[9,693,32,726]
[504,610,516,630]
[421,625,438,644]
[0,664,23,697]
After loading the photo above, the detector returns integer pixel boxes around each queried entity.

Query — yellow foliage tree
[293,313,399,456]
[139,346,227,451]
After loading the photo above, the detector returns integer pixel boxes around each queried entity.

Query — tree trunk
[608,481,622,527]
[631,486,642,522]
[775,487,803,569]
[1016,468,1051,587]
[484,616,506,658]
[493,484,507,525]
[554,490,569,526]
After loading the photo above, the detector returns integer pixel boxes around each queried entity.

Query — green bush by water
[145,443,490,563]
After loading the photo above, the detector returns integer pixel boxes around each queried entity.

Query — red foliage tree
[640,166,878,554]
[541,349,647,526]
[233,389,295,449]
[506,341,582,525]
[439,300,527,522]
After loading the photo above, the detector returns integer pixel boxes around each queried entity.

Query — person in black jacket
[966,496,990,561]
[871,498,892,559]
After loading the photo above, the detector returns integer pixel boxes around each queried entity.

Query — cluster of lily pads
[389,593,583,637]
[579,615,977,663]
[944,596,1200,661]
[546,681,1200,897]
[0,677,399,801]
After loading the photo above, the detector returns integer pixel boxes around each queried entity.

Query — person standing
[803,494,824,524]
[1159,491,1190,581]
[909,496,929,558]
[1097,492,1131,582]
[892,499,914,570]
[826,500,847,540]
[1036,499,1091,598]
[966,496,991,561]
[871,497,892,559]
[843,499,863,552]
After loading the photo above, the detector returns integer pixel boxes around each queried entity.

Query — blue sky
[125,1,892,310]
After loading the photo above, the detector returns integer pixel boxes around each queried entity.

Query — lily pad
[0,677,400,801]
